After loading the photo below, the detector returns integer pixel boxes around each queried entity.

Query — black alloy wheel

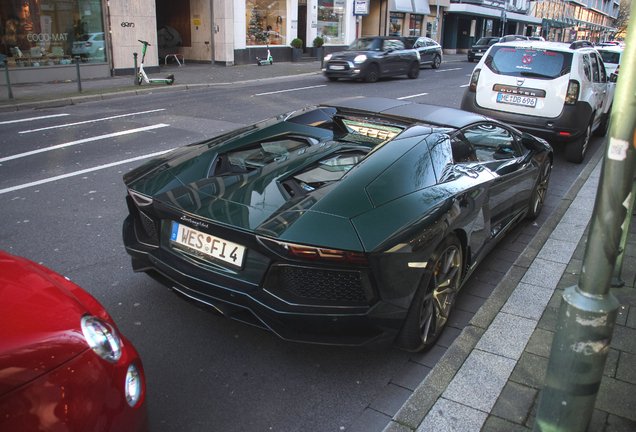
[432,55,441,69]
[396,234,463,352]
[566,118,592,164]
[364,64,380,83]
[408,62,420,79]
[527,159,552,220]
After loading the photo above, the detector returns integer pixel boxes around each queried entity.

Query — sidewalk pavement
[382,145,636,432]
[0,54,468,112]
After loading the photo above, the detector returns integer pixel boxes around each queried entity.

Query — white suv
[461,40,613,163]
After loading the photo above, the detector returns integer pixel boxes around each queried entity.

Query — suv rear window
[485,47,573,79]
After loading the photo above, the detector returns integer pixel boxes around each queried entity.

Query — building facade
[0,0,621,84]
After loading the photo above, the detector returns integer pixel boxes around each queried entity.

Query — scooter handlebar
[138,40,151,46]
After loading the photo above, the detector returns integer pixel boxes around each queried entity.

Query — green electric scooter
[137,40,175,85]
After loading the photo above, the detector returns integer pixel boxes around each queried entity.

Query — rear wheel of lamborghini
[396,234,462,352]
[526,159,552,220]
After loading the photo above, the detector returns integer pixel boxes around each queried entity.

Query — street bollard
[133,52,138,85]
[533,2,636,431]
[3,59,13,100]
[74,56,83,93]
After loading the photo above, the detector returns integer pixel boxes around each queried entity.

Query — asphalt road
[0,64,605,432]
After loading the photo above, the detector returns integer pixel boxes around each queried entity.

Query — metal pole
[4,59,13,100]
[533,1,636,430]
[74,56,83,93]
[133,52,138,86]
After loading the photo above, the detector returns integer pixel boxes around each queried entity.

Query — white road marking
[254,85,327,96]
[0,149,174,195]
[19,109,166,134]
[397,93,429,100]
[436,68,462,73]
[0,124,170,163]
[0,114,70,125]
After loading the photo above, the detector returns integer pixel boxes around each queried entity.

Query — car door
[453,123,534,239]
[591,52,611,117]
[385,39,409,73]
[415,38,432,65]
[585,53,605,126]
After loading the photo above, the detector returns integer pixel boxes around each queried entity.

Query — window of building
[409,14,422,37]
[317,0,346,44]
[1,0,106,67]
[390,13,404,36]
[246,0,287,46]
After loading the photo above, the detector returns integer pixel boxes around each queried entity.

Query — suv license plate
[329,65,345,70]
[170,222,246,268]
[497,93,537,108]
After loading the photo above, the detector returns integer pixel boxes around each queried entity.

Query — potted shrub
[312,36,324,59]
[291,38,303,62]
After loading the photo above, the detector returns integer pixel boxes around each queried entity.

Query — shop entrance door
[298,3,307,50]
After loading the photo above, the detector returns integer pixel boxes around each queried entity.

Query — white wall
[109,0,158,70]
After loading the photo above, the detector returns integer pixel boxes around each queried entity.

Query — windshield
[485,47,573,79]
[475,37,498,46]
[347,38,382,51]
[598,50,621,64]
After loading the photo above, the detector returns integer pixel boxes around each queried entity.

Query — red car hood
[0,252,90,396]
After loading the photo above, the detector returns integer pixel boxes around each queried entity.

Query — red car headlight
[81,316,122,363]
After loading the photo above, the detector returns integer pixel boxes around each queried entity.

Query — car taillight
[86,41,92,47]
[257,237,369,266]
[468,68,480,92]
[565,80,579,105]
[615,64,620,75]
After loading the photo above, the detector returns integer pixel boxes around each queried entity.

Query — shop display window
[246,0,286,46]
[390,13,404,37]
[409,14,422,37]
[317,0,345,44]
[0,0,106,67]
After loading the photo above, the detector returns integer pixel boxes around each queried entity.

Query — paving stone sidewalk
[383,147,636,432]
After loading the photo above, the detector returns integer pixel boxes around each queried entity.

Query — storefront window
[317,0,345,44]
[390,13,404,36]
[409,14,422,37]
[246,0,286,46]
[1,0,106,67]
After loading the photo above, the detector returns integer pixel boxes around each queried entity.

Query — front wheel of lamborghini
[395,234,463,352]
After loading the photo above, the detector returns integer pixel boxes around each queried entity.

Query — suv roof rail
[570,40,594,50]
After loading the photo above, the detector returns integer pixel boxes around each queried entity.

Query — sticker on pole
[608,137,629,161]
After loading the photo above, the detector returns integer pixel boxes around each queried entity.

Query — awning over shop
[542,18,574,29]
[391,0,414,13]
[446,4,543,25]
[412,0,431,15]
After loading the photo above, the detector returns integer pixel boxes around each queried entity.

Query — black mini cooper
[323,36,421,83]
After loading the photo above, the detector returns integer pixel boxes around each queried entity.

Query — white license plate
[329,65,345,70]
[475,53,483,57]
[497,93,537,108]
[170,222,246,268]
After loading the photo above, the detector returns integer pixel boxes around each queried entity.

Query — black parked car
[406,36,443,69]
[467,35,528,62]
[323,36,420,83]
[122,97,553,352]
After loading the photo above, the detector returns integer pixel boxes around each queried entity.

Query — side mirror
[522,133,547,153]
[610,73,618,83]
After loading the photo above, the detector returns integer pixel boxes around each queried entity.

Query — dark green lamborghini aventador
[122,97,552,352]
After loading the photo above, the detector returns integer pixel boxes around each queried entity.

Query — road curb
[384,144,605,431]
